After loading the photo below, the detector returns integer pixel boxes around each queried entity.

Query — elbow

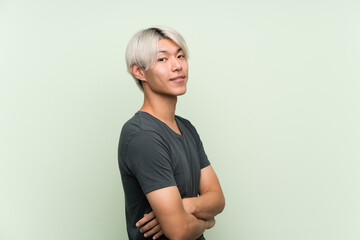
[210,189,226,215]
[217,193,226,214]
[221,194,226,212]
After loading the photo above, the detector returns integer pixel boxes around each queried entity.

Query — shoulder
[120,112,164,141]
[175,114,190,124]
[129,130,168,151]
[119,113,142,148]
[175,115,195,129]
[121,128,168,153]
[119,112,168,158]
[176,115,201,137]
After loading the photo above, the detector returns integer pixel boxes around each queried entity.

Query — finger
[136,211,156,227]
[143,224,161,238]
[140,218,158,233]
[152,230,163,239]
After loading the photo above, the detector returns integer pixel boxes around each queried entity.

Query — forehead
[157,38,182,54]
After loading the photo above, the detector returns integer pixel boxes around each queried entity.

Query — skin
[130,38,225,240]
[130,38,188,131]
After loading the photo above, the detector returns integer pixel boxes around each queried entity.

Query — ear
[130,65,147,82]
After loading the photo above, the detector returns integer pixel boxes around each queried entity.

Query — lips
[170,75,186,82]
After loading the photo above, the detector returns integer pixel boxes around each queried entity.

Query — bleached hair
[125,26,189,90]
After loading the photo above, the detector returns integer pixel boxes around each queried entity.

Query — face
[142,38,188,96]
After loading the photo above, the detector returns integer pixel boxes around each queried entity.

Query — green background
[1,0,359,239]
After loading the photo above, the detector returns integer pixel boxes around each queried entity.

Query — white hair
[125,26,189,90]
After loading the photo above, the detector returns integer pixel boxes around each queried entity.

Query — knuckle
[154,230,163,238]
[141,224,150,232]
[149,219,157,227]
[147,225,161,235]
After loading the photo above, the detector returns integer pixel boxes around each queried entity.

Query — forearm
[146,186,215,240]
[175,213,209,240]
[161,212,214,240]
[183,190,225,220]
[137,210,215,240]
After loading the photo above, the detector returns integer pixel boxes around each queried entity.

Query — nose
[171,58,182,71]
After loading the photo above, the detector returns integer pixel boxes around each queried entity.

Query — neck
[140,92,178,124]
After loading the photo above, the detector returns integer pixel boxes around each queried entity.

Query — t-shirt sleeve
[125,130,177,194]
[184,118,211,169]
[197,136,211,169]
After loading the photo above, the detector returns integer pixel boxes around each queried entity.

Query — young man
[118,26,225,240]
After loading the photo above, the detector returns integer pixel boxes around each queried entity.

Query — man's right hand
[136,211,164,239]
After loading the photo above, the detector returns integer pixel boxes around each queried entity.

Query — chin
[178,90,187,96]
[175,87,187,96]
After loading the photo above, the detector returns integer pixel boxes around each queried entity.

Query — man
[118,26,225,240]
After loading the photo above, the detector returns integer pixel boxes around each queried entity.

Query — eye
[158,58,167,62]
[177,54,185,59]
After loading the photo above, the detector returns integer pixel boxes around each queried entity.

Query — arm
[138,165,224,238]
[182,165,225,220]
[146,186,215,240]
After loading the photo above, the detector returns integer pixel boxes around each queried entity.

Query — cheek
[156,68,168,77]
[183,62,189,73]
[146,69,166,82]
[151,70,168,83]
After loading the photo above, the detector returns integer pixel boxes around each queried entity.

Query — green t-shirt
[118,111,210,240]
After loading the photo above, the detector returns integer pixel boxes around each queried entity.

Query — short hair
[125,26,189,90]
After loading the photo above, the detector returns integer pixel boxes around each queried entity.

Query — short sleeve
[180,117,211,169]
[125,130,177,194]
[197,137,210,169]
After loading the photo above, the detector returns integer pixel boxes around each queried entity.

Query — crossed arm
[137,165,225,240]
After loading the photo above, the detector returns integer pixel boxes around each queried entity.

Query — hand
[136,211,163,239]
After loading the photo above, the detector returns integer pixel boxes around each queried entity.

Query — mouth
[170,75,186,83]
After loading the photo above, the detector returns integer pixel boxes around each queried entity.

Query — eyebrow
[157,48,183,54]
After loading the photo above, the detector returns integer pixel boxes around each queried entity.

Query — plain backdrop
[1,0,359,239]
